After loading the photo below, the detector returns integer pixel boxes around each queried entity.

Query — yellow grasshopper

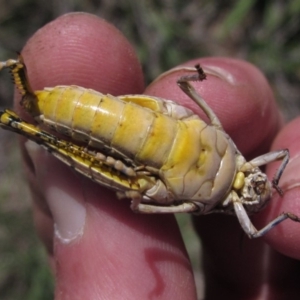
[0,56,299,238]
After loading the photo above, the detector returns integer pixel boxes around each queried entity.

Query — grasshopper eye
[253,181,266,195]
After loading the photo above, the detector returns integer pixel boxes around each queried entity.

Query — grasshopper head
[240,171,272,214]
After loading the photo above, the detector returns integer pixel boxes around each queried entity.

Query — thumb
[20,13,197,299]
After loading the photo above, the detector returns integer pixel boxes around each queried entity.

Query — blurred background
[0,1,299,299]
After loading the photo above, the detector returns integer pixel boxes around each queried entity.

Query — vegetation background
[0,1,299,299]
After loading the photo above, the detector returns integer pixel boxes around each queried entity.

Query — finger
[260,117,300,259]
[18,12,144,253]
[146,58,282,156]
[146,58,285,298]
[18,13,197,299]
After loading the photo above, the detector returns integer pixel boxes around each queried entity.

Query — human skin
[15,13,300,299]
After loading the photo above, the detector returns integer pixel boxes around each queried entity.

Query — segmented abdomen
[35,86,181,168]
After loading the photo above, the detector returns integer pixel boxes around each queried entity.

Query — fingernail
[281,153,300,192]
[46,185,86,244]
[151,64,236,86]
[203,65,236,85]
[25,140,87,244]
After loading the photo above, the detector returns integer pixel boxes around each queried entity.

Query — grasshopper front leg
[133,202,199,214]
[233,199,300,238]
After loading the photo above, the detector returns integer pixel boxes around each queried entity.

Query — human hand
[18,13,300,299]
